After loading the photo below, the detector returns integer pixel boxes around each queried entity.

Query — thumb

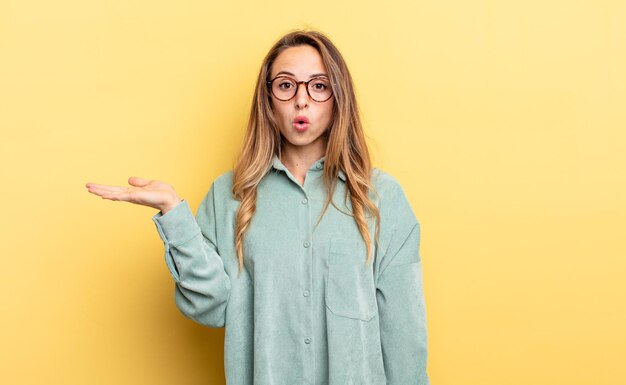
[128,176,150,187]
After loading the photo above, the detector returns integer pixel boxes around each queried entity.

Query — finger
[99,191,132,202]
[128,176,150,187]
[87,184,127,194]
[86,182,109,189]
[86,182,124,189]
[99,190,155,207]
[86,186,129,199]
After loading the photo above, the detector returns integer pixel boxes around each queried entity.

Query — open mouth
[293,116,310,131]
[294,116,310,125]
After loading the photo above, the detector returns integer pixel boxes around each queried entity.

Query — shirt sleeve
[152,184,231,328]
[375,180,429,385]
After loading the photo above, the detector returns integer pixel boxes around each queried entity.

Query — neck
[279,140,327,182]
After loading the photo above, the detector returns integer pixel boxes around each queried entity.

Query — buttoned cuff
[152,200,201,246]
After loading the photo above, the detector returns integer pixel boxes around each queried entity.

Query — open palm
[86,177,181,214]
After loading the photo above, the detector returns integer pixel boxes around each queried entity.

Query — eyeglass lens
[271,77,332,102]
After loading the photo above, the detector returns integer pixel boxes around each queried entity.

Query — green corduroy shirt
[152,154,429,385]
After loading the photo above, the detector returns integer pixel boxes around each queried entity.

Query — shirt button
[303,290,310,297]
[304,337,312,344]
[301,198,308,204]
[315,163,323,170]
[303,241,310,248]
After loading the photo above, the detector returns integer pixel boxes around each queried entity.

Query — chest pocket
[325,238,378,321]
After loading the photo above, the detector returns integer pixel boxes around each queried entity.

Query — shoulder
[196,170,240,219]
[371,167,407,201]
[212,170,234,192]
[200,170,235,204]
[371,167,418,225]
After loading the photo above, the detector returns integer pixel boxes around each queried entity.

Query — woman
[86,30,429,385]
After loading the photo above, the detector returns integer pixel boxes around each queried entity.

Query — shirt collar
[271,154,346,182]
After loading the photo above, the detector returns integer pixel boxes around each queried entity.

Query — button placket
[298,182,318,385]
[299,171,318,384]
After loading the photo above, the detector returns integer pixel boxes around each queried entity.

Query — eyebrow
[274,71,328,79]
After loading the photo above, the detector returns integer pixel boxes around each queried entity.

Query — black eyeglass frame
[266,75,334,103]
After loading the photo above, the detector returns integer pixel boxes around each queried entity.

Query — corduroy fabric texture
[152,155,429,385]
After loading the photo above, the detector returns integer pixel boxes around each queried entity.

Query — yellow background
[1,0,625,384]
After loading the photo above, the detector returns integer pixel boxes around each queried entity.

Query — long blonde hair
[232,30,380,273]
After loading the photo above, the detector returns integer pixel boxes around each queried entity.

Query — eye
[274,77,296,90]
[310,79,330,91]
[278,81,294,90]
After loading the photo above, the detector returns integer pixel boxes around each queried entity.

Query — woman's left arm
[375,180,430,385]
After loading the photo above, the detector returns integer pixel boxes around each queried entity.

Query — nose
[294,82,309,109]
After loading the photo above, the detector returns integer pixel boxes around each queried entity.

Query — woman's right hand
[85,177,182,214]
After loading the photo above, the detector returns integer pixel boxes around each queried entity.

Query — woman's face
[269,45,334,157]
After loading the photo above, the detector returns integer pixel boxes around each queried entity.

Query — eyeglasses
[267,76,333,102]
